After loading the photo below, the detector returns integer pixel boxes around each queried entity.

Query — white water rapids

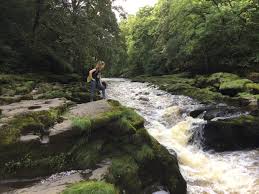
[105,78,259,194]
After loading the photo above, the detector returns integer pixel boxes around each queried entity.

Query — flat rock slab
[69,100,111,118]
[8,160,111,194]
[20,135,40,143]
[0,98,68,119]
[49,120,73,137]
[48,100,111,144]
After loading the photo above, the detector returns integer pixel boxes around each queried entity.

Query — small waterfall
[106,78,259,194]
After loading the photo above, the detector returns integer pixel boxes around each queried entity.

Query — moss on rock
[133,73,259,107]
[62,181,118,194]
[106,156,142,193]
[1,100,186,194]
[0,103,67,146]
[219,79,252,96]
[202,115,259,151]
[246,83,259,94]
[247,72,259,83]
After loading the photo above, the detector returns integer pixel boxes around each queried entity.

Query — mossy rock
[62,181,118,194]
[207,72,240,88]
[71,139,104,169]
[247,72,259,83]
[202,115,259,151]
[0,94,33,105]
[246,83,259,94]
[0,107,65,146]
[106,156,142,193]
[15,81,35,95]
[238,92,259,100]
[219,79,252,96]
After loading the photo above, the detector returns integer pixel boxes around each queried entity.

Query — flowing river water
[106,78,259,194]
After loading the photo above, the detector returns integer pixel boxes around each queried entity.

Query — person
[88,61,106,101]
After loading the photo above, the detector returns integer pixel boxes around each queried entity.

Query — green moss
[39,90,68,99]
[36,83,54,94]
[70,139,104,169]
[0,107,66,146]
[238,92,259,100]
[133,73,259,106]
[207,72,240,87]
[63,181,118,194]
[15,81,35,95]
[246,83,259,94]
[135,144,154,162]
[0,95,33,105]
[72,117,91,132]
[0,100,187,193]
[225,115,259,125]
[1,153,69,179]
[107,99,121,107]
[106,156,142,193]
[220,79,252,91]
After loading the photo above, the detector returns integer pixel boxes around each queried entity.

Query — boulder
[219,79,252,97]
[247,72,259,83]
[201,115,259,151]
[190,104,243,121]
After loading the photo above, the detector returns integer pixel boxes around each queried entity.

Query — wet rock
[89,159,111,181]
[20,135,40,143]
[201,115,259,151]
[139,96,149,102]
[190,104,243,121]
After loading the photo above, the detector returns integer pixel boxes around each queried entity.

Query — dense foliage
[120,0,259,76]
[0,0,125,75]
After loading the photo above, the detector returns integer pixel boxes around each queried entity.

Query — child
[88,61,106,102]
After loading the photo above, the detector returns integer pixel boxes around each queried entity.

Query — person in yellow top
[87,61,106,102]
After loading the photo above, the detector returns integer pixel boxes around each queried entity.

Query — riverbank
[133,72,259,109]
[0,74,186,194]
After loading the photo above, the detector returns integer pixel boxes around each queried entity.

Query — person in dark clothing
[88,61,106,101]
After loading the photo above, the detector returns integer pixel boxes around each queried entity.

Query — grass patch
[63,181,118,194]
[72,117,91,132]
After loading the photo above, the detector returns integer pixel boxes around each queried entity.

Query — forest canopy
[0,0,125,75]
[0,0,258,77]
[119,0,259,76]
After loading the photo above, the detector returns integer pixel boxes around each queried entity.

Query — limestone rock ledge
[0,99,186,194]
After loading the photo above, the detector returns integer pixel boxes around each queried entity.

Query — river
[106,78,259,194]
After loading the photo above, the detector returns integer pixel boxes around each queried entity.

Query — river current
[106,78,259,194]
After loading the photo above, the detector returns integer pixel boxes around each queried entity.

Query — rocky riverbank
[133,72,259,152]
[133,72,259,108]
[0,74,186,194]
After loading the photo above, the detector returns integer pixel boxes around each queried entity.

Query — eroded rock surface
[8,160,111,194]
[69,100,111,118]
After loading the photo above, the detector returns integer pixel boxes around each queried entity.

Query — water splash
[105,78,259,194]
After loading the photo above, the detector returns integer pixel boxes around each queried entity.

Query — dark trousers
[90,80,106,101]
